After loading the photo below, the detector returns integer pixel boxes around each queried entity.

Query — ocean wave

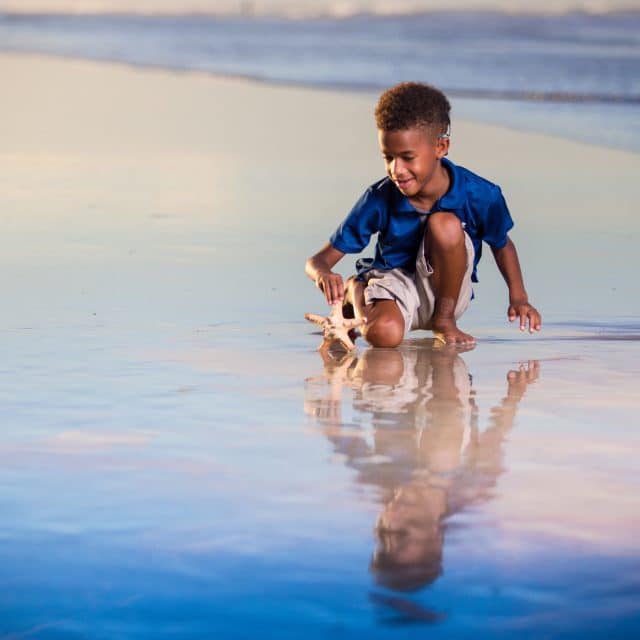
[1,0,640,19]
[1,10,638,102]
[2,2,639,152]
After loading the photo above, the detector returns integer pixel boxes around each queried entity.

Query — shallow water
[2,316,639,637]
[2,203,640,637]
[2,215,640,638]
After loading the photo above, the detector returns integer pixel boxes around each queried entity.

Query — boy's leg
[425,212,475,345]
[345,277,405,348]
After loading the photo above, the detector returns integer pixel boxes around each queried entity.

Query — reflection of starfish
[303,350,357,423]
[305,303,366,352]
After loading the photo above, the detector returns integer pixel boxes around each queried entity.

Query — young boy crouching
[305,82,541,347]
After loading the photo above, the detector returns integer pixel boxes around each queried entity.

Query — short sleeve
[481,187,514,250]
[329,187,383,254]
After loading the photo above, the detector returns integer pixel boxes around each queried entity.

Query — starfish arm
[337,336,356,351]
[332,328,356,351]
[343,317,365,330]
[305,313,327,325]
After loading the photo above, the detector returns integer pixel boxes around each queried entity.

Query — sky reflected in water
[2,321,639,637]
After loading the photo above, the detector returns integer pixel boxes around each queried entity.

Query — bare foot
[431,316,476,346]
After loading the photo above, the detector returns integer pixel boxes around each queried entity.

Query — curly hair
[375,82,450,137]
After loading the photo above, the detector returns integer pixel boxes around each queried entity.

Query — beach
[1,53,639,637]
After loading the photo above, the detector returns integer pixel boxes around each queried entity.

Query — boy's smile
[378,127,450,211]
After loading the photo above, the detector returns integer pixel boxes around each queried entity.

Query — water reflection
[305,342,539,594]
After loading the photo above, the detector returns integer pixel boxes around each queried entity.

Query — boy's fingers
[332,280,344,304]
[530,310,542,332]
[508,304,541,333]
[328,280,338,303]
[325,281,335,304]
[316,273,344,305]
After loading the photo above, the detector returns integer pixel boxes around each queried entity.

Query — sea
[0,7,639,152]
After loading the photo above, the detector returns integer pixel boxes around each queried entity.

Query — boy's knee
[426,212,464,251]
[363,316,404,348]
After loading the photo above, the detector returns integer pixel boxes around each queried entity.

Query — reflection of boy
[304,347,539,592]
[372,359,539,592]
[305,82,541,346]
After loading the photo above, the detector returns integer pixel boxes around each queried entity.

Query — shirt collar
[438,157,466,210]
[393,157,466,213]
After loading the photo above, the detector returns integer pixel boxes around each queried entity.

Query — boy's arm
[305,242,346,305]
[491,238,542,333]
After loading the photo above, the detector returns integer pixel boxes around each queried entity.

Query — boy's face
[378,126,449,201]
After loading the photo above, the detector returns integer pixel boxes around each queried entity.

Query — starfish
[305,303,366,352]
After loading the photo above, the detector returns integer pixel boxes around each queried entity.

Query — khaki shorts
[361,232,475,336]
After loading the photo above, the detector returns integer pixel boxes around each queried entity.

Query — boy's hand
[316,271,344,305]
[508,300,541,333]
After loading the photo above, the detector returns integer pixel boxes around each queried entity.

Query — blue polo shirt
[329,157,514,283]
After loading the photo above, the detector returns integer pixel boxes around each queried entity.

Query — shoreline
[3,51,640,156]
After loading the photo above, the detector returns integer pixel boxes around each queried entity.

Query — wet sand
[1,54,639,637]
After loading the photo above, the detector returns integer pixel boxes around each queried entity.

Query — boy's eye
[382,155,414,163]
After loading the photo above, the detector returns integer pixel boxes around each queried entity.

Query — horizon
[1,0,639,16]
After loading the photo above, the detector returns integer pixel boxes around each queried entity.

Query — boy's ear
[436,136,450,158]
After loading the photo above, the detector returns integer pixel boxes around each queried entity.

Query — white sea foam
[0,0,639,17]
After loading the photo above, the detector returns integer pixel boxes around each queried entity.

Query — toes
[445,334,475,346]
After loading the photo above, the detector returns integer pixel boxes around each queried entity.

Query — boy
[305,82,541,347]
